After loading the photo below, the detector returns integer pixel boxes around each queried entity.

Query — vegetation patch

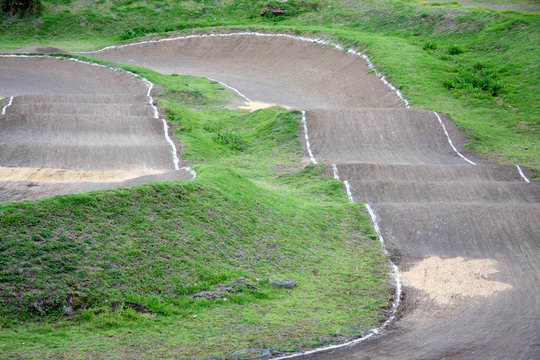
[444,63,504,97]
[0,0,41,16]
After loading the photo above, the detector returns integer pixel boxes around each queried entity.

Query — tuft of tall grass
[444,64,504,97]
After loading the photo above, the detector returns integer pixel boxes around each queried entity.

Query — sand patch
[0,166,168,183]
[237,101,291,112]
[401,256,512,305]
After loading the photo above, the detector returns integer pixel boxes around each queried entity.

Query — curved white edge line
[1,96,13,115]
[332,164,340,180]
[274,202,403,360]
[207,77,253,103]
[343,180,354,203]
[181,166,197,179]
[0,54,193,176]
[516,165,530,183]
[433,111,476,165]
[78,32,409,108]
[301,110,317,164]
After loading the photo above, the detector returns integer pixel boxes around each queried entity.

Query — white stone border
[516,165,530,183]
[80,31,410,109]
[1,96,13,115]
[433,111,476,165]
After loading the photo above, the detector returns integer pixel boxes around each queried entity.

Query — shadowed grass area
[0,62,392,359]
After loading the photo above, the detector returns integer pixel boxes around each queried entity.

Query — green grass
[0,62,392,359]
[1,0,538,164]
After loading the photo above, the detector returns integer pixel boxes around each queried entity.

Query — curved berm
[82,33,539,359]
[0,56,190,201]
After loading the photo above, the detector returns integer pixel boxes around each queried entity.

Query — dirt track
[0,56,191,201]
[1,34,539,358]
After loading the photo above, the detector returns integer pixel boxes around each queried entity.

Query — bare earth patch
[238,101,291,112]
[0,166,168,183]
[401,256,512,305]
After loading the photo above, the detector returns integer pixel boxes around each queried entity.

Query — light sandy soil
[0,166,169,183]
[238,101,292,112]
[401,256,513,306]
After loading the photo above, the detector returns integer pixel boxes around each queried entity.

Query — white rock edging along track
[433,111,476,165]
[1,96,13,115]
[516,165,530,183]
[80,32,410,109]
[0,54,195,178]
[301,110,317,165]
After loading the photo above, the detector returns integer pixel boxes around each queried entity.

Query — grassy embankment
[1,0,538,164]
[0,59,392,359]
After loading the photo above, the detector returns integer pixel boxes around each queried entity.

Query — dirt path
[0,56,191,201]
[1,34,538,358]
[81,33,540,359]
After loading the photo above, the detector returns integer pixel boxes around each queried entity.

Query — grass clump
[447,44,464,55]
[0,63,391,359]
[444,63,504,97]
[1,0,41,16]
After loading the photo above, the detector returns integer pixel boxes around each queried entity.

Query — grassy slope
[1,1,538,164]
[0,62,391,359]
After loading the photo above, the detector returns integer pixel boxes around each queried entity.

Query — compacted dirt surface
[2,34,539,358]
[0,56,191,201]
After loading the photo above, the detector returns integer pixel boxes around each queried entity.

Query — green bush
[444,65,504,97]
[1,0,41,16]
[448,45,464,55]
[214,131,247,151]
[423,41,437,51]
[120,26,148,40]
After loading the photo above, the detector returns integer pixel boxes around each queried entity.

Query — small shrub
[1,0,41,16]
[448,45,464,55]
[214,132,246,151]
[423,42,437,51]
[444,65,504,97]
[120,26,147,40]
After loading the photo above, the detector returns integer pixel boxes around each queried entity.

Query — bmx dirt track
[1,34,539,359]
[0,56,192,201]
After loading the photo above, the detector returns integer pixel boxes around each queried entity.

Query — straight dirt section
[0,56,188,200]
[84,33,540,359]
[304,108,480,165]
